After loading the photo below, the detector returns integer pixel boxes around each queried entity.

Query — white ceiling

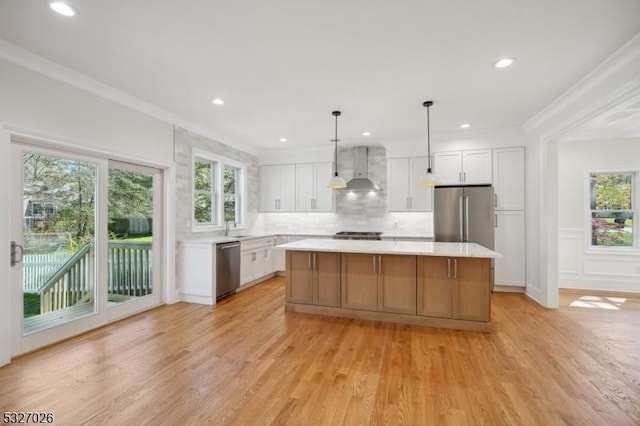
[0,0,639,152]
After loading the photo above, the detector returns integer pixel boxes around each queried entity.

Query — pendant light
[417,101,440,187]
[327,110,347,189]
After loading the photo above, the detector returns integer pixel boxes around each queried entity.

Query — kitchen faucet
[224,219,236,236]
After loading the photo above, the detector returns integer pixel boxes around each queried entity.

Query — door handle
[275,199,278,210]
[447,258,451,278]
[10,241,24,267]
[313,253,316,270]
[465,195,469,242]
[264,249,268,258]
[495,214,498,228]
[463,172,466,182]
[378,256,382,275]
[308,252,312,269]
[459,196,463,242]
[453,259,458,278]
[459,172,462,183]
[372,256,377,274]
[494,194,498,208]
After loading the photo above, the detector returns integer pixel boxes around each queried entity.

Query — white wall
[0,57,175,365]
[558,138,640,292]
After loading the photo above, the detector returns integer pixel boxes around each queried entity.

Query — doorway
[11,142,164,355]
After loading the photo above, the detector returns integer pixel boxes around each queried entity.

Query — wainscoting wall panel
[559,228,640,293]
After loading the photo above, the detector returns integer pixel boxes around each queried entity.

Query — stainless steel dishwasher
[216,241,240,300]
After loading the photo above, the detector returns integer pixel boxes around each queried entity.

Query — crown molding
[524,32,640,134]
[0,38,259,156]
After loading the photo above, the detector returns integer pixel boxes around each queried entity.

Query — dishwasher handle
[221,243,240,249]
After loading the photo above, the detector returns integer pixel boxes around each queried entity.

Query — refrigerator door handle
[465,195,470,242]
[458,196,463,242]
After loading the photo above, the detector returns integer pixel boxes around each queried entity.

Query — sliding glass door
[11,143,164,354]
[106,161,162,320]
[18,151,98,335]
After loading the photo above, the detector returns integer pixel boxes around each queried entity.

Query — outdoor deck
[23,297,133,334]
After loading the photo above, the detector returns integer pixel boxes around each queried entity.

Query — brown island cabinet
[281,239,501,332]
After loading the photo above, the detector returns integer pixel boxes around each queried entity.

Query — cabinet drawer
[241,237,271,251]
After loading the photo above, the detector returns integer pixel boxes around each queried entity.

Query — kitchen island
[278,239,502,332]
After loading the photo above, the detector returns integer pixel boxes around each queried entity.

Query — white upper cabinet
[493,147,525,211]
[295,162,333,212]
[433,149,492,185]
[260,164,296,212]
[387,157,433,212]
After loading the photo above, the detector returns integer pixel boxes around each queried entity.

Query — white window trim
[584,168,638,254]
[192,148,247,233]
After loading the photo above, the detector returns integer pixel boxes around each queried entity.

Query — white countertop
[179,232,435,245]
[278,239,502,258]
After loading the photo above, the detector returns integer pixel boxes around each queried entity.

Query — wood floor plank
[1,277,639,425]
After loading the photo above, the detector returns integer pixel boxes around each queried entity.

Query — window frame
[192,149,246,232]
[585,168,638,252]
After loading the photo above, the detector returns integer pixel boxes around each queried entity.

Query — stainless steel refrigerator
[434,186,494,249]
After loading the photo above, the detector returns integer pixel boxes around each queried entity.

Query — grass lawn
[24,293,40,318]
[117,235,152,243]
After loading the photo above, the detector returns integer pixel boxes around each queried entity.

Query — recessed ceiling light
[493,57,516,69]
[459,123,471,129]
[362,131,371,136]
[49,1,77,17]
[279,138,287,142]
[211,98,224,105]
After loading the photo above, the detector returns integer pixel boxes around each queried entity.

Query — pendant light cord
[333,112,340,177]
[424,101,433,173]
[334,114,338,176]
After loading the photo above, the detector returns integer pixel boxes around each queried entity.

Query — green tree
[108,169,153,237]
[24,154,96,248]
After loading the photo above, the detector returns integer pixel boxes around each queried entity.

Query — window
[193,151,245,230]
[224,165,241,223]
[589,172,634,248]
[194,159,217,225]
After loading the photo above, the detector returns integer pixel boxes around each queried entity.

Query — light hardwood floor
[1,278,638,425]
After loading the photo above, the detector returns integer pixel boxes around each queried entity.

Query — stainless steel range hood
[344,146,382,192]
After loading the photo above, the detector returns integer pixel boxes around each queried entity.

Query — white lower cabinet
[494,210,525,287]
[240,237,276,285]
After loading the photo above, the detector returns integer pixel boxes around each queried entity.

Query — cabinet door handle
[264,249,268,258]
[378,256,382,275]
[275,199,278,210]
[313,253,316,270]
[447,258,451,278]
[459,172,462,182]
[459,196,464,242]
[465,195,470,242]
[373,256,377,274]
[453,259,458,278]
[463,172,466,182]
[494,194,498,208]
[495,214,498,228]
[308,252,312,269]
